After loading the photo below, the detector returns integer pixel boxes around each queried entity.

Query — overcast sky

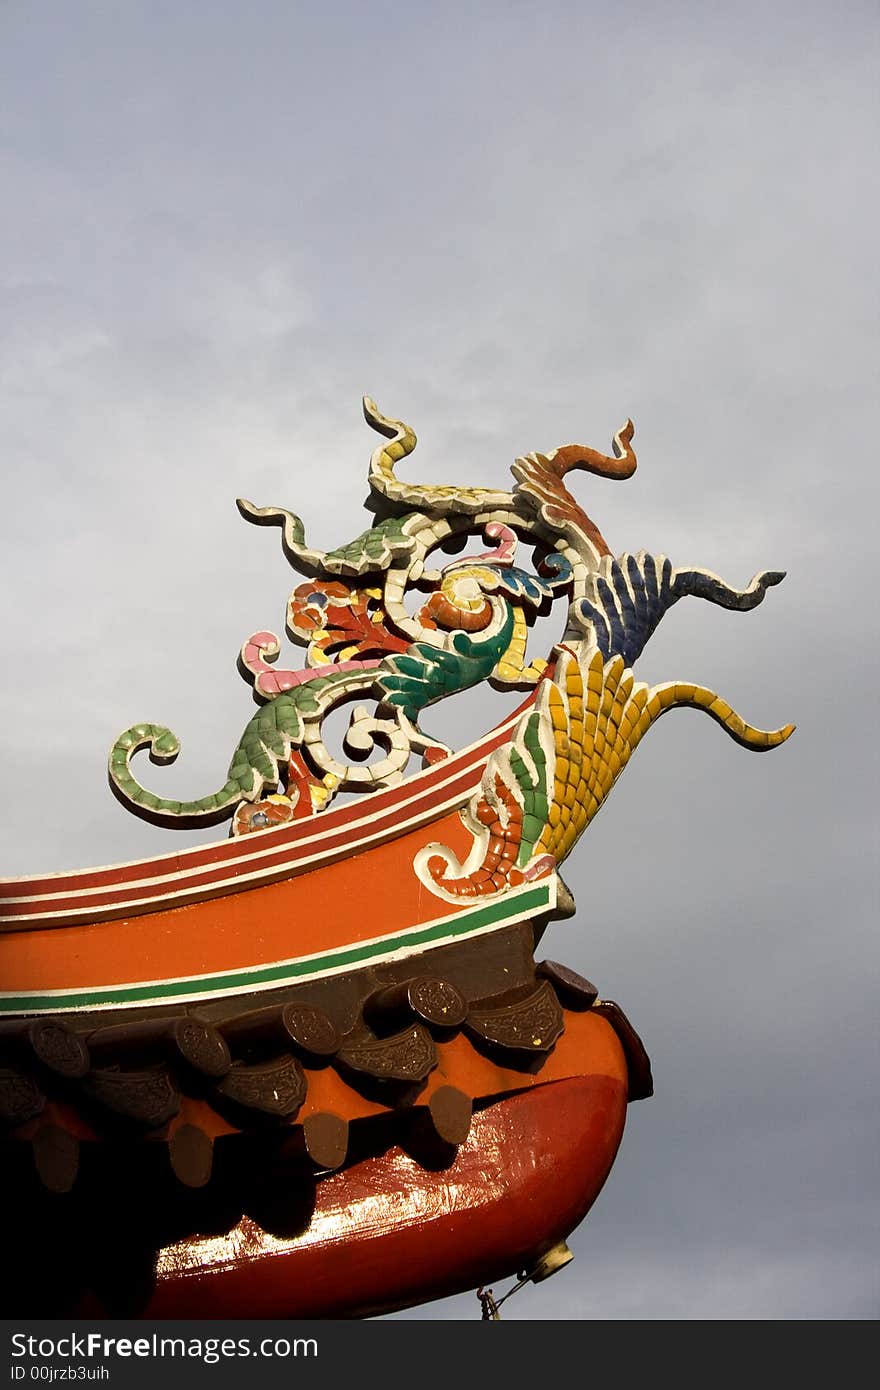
[1,1,876,1320]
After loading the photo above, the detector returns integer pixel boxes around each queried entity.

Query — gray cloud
[1,0,876,1320]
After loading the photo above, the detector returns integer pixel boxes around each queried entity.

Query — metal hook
[476,1242,574,1319]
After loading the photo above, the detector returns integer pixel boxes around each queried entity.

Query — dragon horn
[510,421,636,561]
[671,567,786,609]
[535,420,637,481]
[363,396,419,503]
[236,497,328,576]
[363,396,513,515]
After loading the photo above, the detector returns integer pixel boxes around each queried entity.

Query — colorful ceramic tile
[106,398,792,913]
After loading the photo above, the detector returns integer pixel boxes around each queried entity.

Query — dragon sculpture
[109,398,793,899]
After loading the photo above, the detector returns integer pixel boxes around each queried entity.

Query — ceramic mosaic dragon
[110,399,794,898]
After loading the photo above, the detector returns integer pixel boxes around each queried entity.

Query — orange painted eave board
[0,808,477,992]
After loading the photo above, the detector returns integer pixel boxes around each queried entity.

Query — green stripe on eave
[0,881,552,1013]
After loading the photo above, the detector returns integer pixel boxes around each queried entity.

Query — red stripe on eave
[0,695,533,901]
[2,764,481,920]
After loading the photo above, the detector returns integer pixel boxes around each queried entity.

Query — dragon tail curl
[108,696,308,826]
[108,724,241,826]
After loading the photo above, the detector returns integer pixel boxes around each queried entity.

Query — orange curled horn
[540,419,637,481]
[511,421,636,560]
